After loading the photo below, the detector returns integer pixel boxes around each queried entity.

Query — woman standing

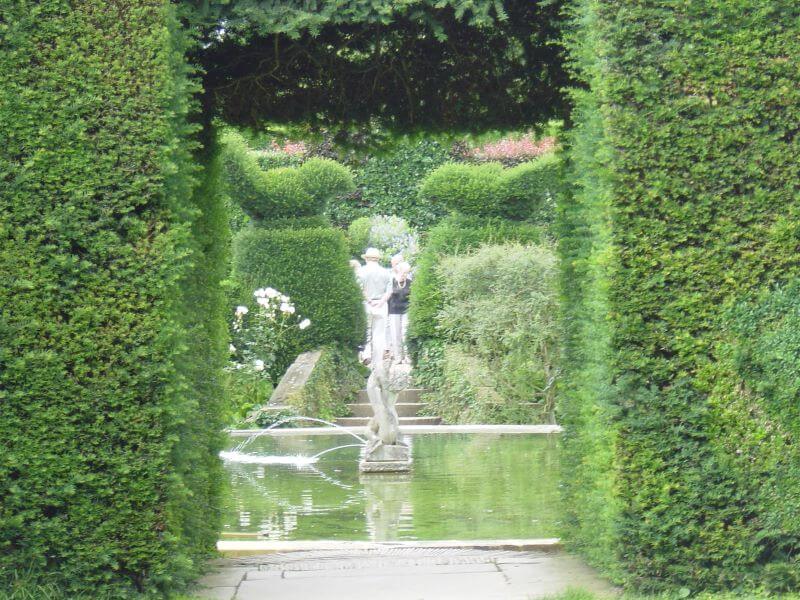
[388,261,412,363]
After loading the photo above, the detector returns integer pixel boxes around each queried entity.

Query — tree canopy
[185,0,569,130]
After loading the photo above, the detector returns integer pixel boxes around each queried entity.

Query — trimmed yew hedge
[418,154,561,221]
[0,1,227,596]
[231,227,365,378]
[561,0,800,590]
[221,130,354,222]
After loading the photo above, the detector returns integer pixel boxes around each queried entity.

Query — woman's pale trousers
[389,312,409,362]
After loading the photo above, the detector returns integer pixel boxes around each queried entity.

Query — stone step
[346,402,426,418]
[356,388,426,404]
[335,416,442,427]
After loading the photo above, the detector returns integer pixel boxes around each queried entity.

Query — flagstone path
[194,547,617,600]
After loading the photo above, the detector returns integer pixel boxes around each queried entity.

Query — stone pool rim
[226,424,562,437]
[216,538,562,556]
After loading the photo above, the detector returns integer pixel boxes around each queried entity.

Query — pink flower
[466,135,557,165]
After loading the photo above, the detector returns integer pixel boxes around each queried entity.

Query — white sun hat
[362,247,382,260]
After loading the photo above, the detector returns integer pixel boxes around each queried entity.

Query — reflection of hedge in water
[232,228,365,380]
[560,0,800,590]
[0,2,228,595]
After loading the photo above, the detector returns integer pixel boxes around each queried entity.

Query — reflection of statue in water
[361,473,413,541]
[360,352,412,472]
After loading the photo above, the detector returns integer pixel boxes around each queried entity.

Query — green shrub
[424,243,558,423]
[239,164,315,221]
[257,215,332,230]
[254,149,304,171]
[231,227,365,378]
[419,162,504,217]
[498,153,562,222]
[283,347,365,422]
[418,154,561,221]
[226,366,274,423]
[423,344,543,424]
[222,132,353,221]
[298,157,356,206]
[561,0,800,590]
[408,215,545,344]
[347,216,372,258]
[0,1,226,596]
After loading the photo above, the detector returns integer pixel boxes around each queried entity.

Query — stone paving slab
[193,547,617,600]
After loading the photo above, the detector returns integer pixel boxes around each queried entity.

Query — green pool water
[220,433,561,541]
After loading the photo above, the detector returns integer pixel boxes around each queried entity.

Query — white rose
[256,296,269,307]
[235,305,249,316]
[253,288,267,298]
[253,359,265,371]
[280,303,295,314]
[298,318,311,330]
[265,287,280,298]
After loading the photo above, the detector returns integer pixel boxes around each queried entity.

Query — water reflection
[361,473,414,541]
[220,433,560,542]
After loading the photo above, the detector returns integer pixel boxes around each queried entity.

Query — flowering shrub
[228,287,311,394]
[349,214,419,263]
[462,134,557,166]
[269,139,307,156]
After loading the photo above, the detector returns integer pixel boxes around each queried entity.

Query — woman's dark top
[388,278,411,314]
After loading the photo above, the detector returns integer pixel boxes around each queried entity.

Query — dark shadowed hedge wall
[0,1,228,595]
[560,0,800,591]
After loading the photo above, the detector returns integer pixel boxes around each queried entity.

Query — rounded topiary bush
[254,149,304,171]
[497,153,562,221]
[347,216,372,257]
[255,167,318,219]
[299,157,356,205]
[222,132,353,222]
[419,162,504,217]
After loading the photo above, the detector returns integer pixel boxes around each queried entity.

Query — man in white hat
[358,247,392,367]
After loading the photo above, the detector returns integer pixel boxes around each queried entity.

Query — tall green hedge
[0,1,227,596]
[231,227,365,378]
[561,0,800,590]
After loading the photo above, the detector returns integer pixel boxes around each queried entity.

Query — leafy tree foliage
[189,0,569,130]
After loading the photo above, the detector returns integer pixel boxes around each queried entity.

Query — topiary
[231,227,366,378]
[418,162,504,217]
[298,157,356,206]
[347,216,372,258]
[497,153,561,221]
[222,133,355,222]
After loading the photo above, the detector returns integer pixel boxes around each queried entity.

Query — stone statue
[360,352,412,472]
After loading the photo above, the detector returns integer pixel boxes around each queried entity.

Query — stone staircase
[335,388,442,427]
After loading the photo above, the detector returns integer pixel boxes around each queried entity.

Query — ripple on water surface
[220,433,561,542]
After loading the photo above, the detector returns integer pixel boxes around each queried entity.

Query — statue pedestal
[359,442,412,473]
